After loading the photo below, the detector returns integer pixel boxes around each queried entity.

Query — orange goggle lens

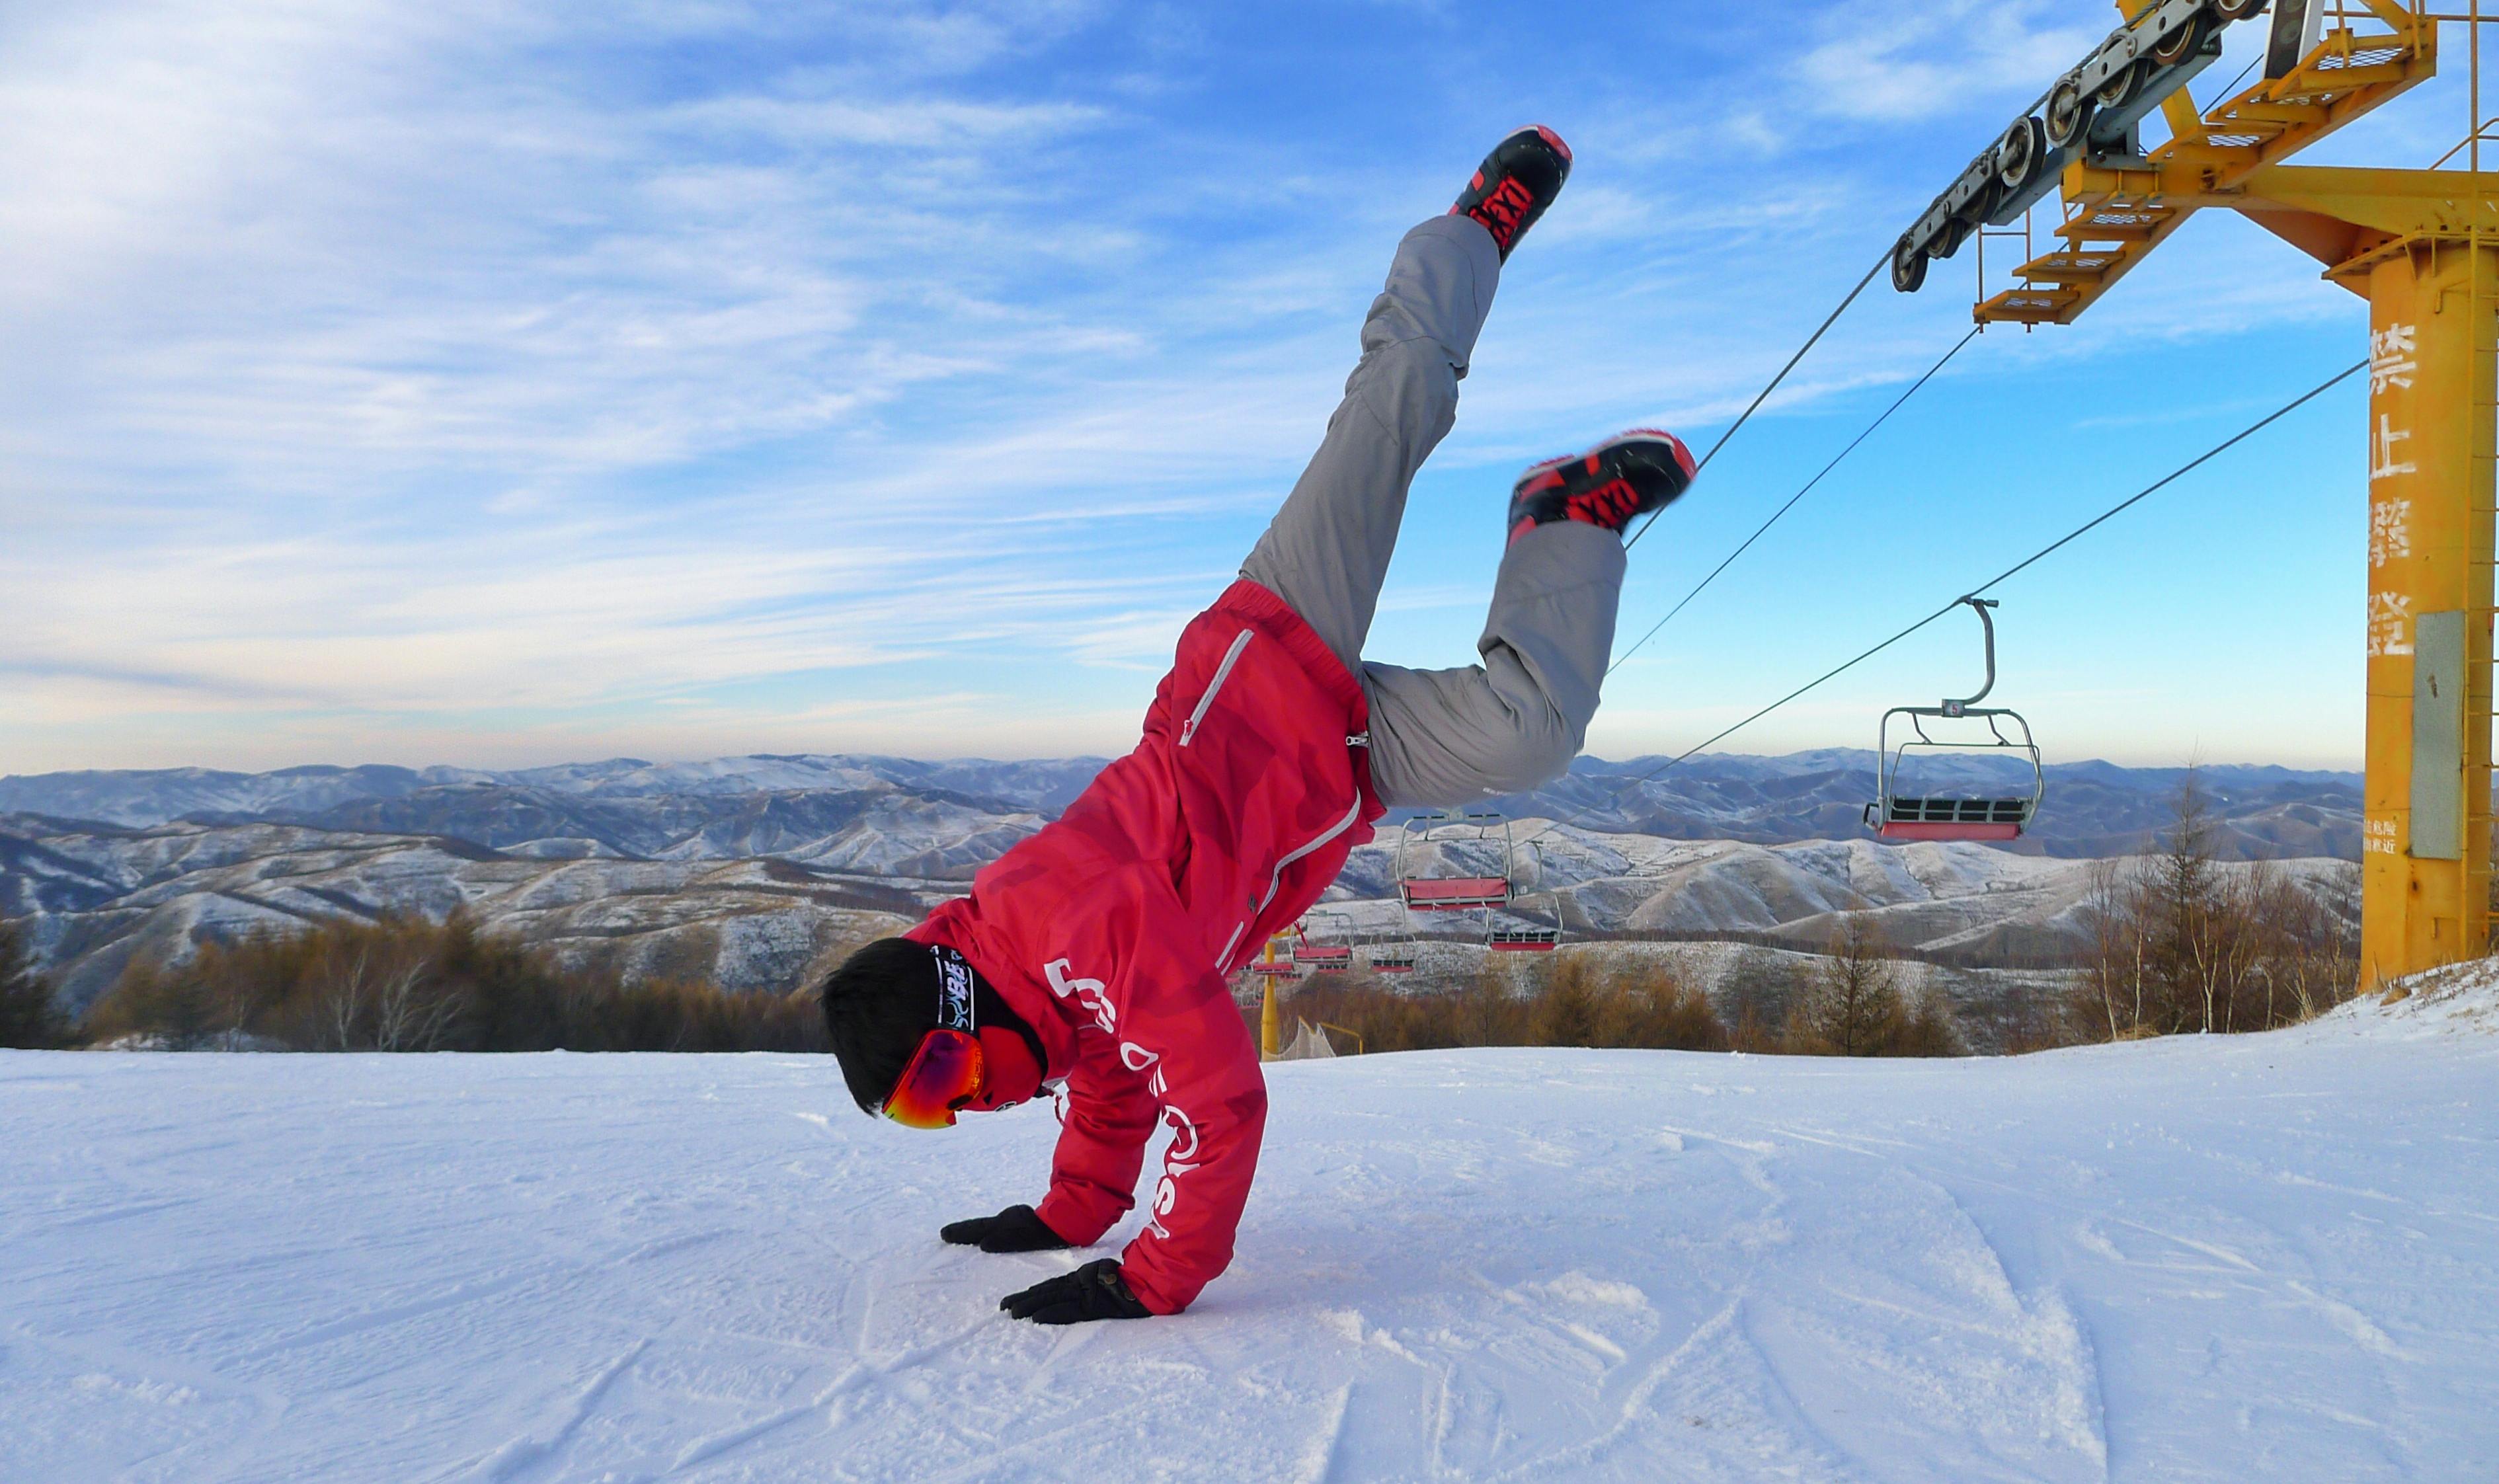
[881,1028,985,1130]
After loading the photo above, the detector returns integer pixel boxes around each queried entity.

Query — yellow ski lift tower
[1892,0,2496,987]
[1251,933,1290,1058]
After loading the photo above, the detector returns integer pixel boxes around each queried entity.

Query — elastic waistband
[1210,578,1370,726]
[1210,578,1380,819]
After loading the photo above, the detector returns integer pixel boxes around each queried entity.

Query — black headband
[930,943,976,1035]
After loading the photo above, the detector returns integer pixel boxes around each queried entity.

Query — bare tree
[322,944,372,1051]
[1794,914,1907,1056]
[2156,771,2225,1032]
[372,957,460,1052]
[2069,771,2360,1038]
[2079,857,2137,1041]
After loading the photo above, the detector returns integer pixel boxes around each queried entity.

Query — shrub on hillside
[0,919,72,1050]
[83,915,827,1054]
[1271,950,1729,1054]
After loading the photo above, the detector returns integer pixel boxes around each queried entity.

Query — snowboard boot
[1507,430,1698,547]
[1450,126,1572,261]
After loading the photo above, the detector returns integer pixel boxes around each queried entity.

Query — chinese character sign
[2367,590,2413,657]
[2370,497,2412,568]
[2369,322,2417,394]
[2371,412,2416,483]
[2367,320,2421,662]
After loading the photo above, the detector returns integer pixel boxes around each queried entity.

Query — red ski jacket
[908,578,1381,1314]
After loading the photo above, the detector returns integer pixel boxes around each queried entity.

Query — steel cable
[1607,325,1983,678]
[1622,252,1890,553]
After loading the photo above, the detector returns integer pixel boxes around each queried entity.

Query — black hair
[820,938,942,1114]
[818,937,1044,1115]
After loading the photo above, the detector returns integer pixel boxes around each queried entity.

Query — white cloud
[0,0,2384,774]
[1792,0,2103,124]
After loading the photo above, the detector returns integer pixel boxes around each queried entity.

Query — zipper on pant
[1179,628,1254,747]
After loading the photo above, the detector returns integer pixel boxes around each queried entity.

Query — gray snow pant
[1240,214,1626,807]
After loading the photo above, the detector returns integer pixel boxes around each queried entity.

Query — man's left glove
[941,1204,1072,1253]
[1000,1259,1154,1325]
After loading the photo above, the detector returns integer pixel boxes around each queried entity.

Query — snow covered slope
[4,1003,2490,1481]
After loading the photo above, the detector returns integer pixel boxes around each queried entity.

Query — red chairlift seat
[1291,912,1356,972]
[1399,808,1567,949]
[1395,810,1524,911]
[1294,943,1354,972]
[1485,886,1565,953]
[1871,796,2029,841]
[1400,876,1514,911]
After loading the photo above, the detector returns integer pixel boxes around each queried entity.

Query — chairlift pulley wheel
[2213,0,2265,22]
[2149,13,2213,67]
[1995,116,2046,193]
[2044,75,2094,150]
[2096,58,2150,109]
[1891,236,1928,293]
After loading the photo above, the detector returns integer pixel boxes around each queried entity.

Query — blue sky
[0,0,2465,775]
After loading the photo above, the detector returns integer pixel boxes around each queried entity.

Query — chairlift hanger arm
[1944,596,1999,713]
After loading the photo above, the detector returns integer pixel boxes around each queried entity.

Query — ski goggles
[881,1027,985,1130]
[881,943,986,1130]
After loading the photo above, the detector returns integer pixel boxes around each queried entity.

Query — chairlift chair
[1485,841,1564,952]
[1290,911,1355,973]
[1395,809,1521,912]
[1367,942,1419,974]
[1247,932,1297,976]
[1864,597,2045,843]
[1486,911,1563,953]
[1486,882,1562,952]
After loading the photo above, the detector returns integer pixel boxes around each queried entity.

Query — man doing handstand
[820,128,1694,1324]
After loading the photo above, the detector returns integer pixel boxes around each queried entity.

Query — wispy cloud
[0,0,2389,773]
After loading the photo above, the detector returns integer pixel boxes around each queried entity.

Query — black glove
[1000,1259,1153,1325]
[940,1204,1072,1254]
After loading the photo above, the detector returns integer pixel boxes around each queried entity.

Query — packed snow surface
[3,994,2492,1481]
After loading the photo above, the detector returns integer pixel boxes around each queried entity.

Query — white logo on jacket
[1044,957,1116,1035]
[1120,1039,1201,1239]
[1146,1106,1202,1240]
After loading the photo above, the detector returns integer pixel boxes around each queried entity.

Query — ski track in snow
[1,1013,2494,1483]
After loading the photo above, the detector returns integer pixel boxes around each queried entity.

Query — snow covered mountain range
[0,750,2360,859]
[0,753,2361,1034]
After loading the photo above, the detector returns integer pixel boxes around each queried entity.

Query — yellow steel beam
[2232,163,2499,236]
[1979,8,2436,327]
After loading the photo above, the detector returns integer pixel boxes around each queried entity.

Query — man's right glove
[1000,1259,1154,1325]
[939,1204,1073,1253]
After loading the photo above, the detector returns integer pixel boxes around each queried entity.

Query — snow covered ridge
[0,750,2361,858]
[3,1017,2490,1481]
[3,807,2357,1046]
